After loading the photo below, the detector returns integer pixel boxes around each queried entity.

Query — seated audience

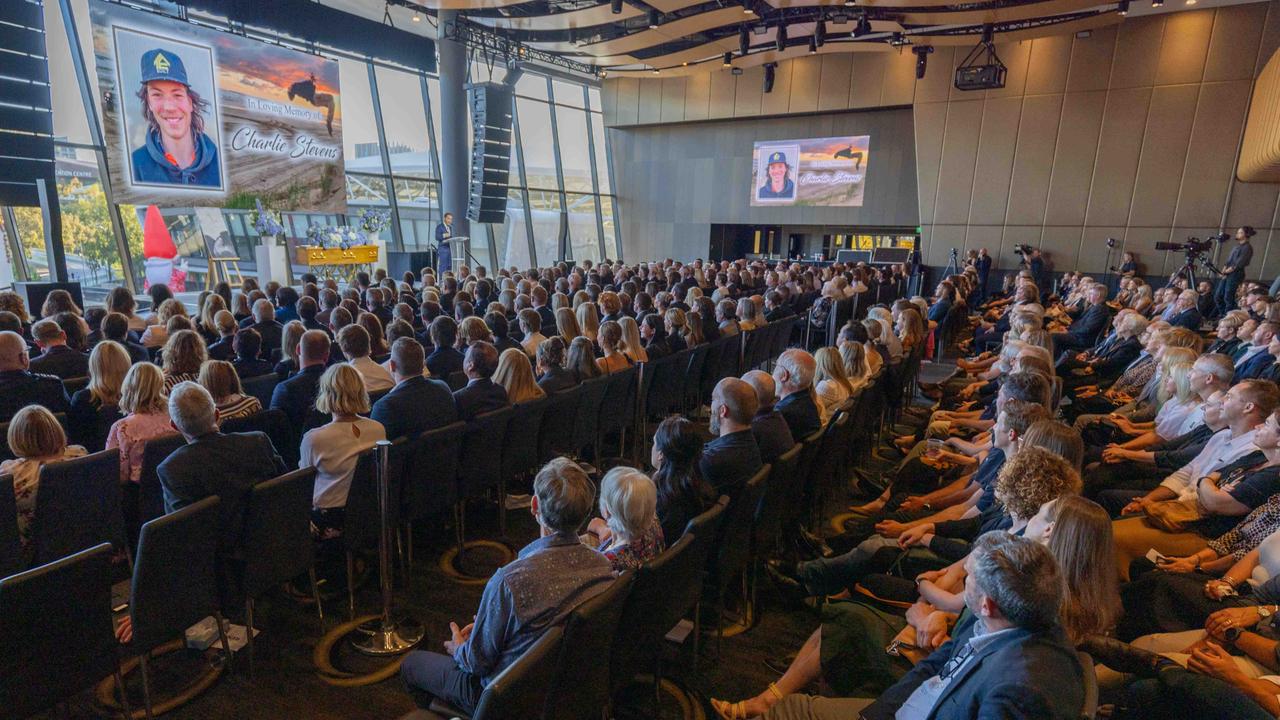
[161,329,207,392]
[585,466,666,572]
[372,337,457,440]
[270,330,330,432]
[299,364,386,548]
[535,337,577,394]
[774,349,822,440]
[206,310,238,362]
[338,324,394,394]
[597,320,632,374]
[275,320,306,377]
[249,299,284,358]
[198,360,262,422]
[568,336,604,382]
[453,342,509,420]
[494,347,546,405]
[400,457,613,715]
[813,346,854,426]
[106,362,175,485]
[231,328,273,380]
[1,405,87,559]
[28,318,89,380]
[0,331,69,420]
[651,416,717,541]
[68,340,128,451]
[157,382,286,551]
[518,308,548,359]
[426,316,465,379]
[702,377,763,499]
[743,370,796,464]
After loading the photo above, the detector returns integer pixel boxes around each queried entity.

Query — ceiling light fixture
[1151,0,1164,7]
[648,9,660,28]
[889,31,908,47]
[739,25,750,55]
[808,35,817,53]
[742,0,754,14]
[652,67,660,74]
[815,20,827,47]
[724,52,733,67]
[912,44,933,78]
[412,8,421,21]
[775,21,788,52]
[611,0,622,13]
[844,0,855,6]
[1117,0,1129,14]
[763,62,777,92]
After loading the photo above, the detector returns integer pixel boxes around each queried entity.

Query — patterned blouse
[597,520,665,573]
[163,372,198,392]
[106,411,178,484]
[1112,355,1156,398]
[1209,493,1280,560]
[1,446,88,556]
[216,394,262,422]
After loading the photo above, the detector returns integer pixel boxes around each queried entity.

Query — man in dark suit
[1235,322,1279,383]
[763,291,794,323]
[372,337,457,440]
[0,331,69,421]
[700,378,763,499]
[1052,283,1111,357]
[249,299,284,360]
[453,342,509,421]
[532,286,556,333]
[426,316,465,379]
[29,319,89,380]
[159,382,287,552]
[767,533,1084,720]
[1060,313,1145,388]
[640,315,670,361]
[773,349,822,440]
[100,312,150,365]
[1167,289,1204,331]
[743,370,795,464]
[435,212,454,276]
[269,330,330,432]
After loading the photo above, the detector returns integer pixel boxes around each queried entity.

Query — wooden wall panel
[849,53,887,109]
[660,77,686,122]
[613,77,640,125]
[914,46,955,104]
[761,61,794,116]
[638,78,663,124]
[707,69,736,118]
[1085,86,1152,227]
[817,54,852,111]
[968,96,1023,226]
[928,225,968,265]
[683,72,711,121]
[1111,15,1165,90]
[1040,226,1085,271]
[932,100,985,225]
[1024,34,1073,95]
[734,66,764,116]
[788,55,821,113]
[1005,94,1064,225]
[913,102,949,227]
[1176,79,1251,228]
[1129,84,1199,227]
[1155,10,1214,87]
[987,40,1032,99]
[881,50,917,106]
[1066,26,1117,93]
[1043,90,1107,226]
[1203,2,1268,82]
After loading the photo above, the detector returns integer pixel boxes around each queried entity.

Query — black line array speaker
[467,82,513,225]
[0,2,56,207]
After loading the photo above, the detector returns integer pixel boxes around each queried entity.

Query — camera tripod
[1172,253,1220,289]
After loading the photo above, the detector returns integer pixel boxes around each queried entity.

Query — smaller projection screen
[750,135,869,208]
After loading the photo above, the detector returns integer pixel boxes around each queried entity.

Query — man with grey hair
[743,369,795,463]
[762,533,1083,720]
[773,348,821,439]
[401,457,613,715]
[157,381,285,550]
[249,297,283,359]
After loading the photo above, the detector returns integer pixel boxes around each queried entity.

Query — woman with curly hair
[161,329,207,391]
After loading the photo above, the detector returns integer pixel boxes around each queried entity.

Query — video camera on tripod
[1156,234,1228,286]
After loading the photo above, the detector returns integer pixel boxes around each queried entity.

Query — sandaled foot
[710,688,782,720]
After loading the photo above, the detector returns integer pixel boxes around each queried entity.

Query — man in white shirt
[1112,379,1280,579]
[337,323,394,394]
[517,308,548,360]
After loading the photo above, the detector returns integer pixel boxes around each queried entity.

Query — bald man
[701,377,763,499]
[743,370,795,463]
[0,330,70,421]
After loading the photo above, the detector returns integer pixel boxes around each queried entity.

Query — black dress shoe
[765,559,810,605]
[797,527,834,558]
[1079,635,1178,678]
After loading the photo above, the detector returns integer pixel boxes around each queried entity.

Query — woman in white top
[299,363,386,546]
[813,346,854,426]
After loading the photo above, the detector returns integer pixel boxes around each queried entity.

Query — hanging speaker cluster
[467,82,513,224]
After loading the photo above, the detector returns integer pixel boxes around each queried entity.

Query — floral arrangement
[305,224,368,250]
[251,199,285,237]
[358,207,391,234]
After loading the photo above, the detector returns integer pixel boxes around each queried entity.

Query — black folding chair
[538,384,583,462]
[597,365,638,460]
[30,449,128,568]
[241,374,281,408]
[502,399,548,488]
[400,421,465,569]
[681,496,728,660]
[0,475,20,579]
[543,572,635,720]
[456,406,514,573]
[570,376,610,462]
[129,496,229,720]
[0,543,131,719]
[681,344,710,415]
[427,627,564,720]
[706,465,769,654]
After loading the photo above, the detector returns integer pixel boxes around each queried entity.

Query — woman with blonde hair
[596,320,631,375]
[556,306,582,343]
[161,329,207,391]
[199,360,262,422]
[1,406,87,557]
[576,302,600,344]
[685,310,706,347]
[276,320,306,377]
[813,346,854,425]
[896,307,925,352]
[665,308,689,353]
[551,292,570,311]
[106,363,175,485]
[455,316,494,350]
[198,293,227,345]
[494,347,547,405]
[300,363,387,547]
[568,336,603,382]
[68,340,129,451]
[838,341,869,393]
[619,316,647,364]
[141,298,189,348]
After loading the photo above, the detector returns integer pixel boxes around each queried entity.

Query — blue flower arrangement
[358,207,391,234]
[306,224,369,250]
[251,199,285,238]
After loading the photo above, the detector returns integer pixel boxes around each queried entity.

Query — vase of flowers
[358,208,391,244]
[251,199,286,247]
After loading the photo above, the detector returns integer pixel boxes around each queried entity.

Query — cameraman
[1214,226,1257,317]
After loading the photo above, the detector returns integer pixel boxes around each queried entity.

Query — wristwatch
[1259,605,1277,620]
[1225,625,1243,644]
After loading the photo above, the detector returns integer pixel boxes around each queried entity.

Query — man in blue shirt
[400,457,614,714]
[130,49,221,188]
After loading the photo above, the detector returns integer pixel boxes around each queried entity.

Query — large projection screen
[750,135,869,208]
[90,0,346,211]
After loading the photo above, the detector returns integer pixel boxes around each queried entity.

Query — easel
[206,256,245,290]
